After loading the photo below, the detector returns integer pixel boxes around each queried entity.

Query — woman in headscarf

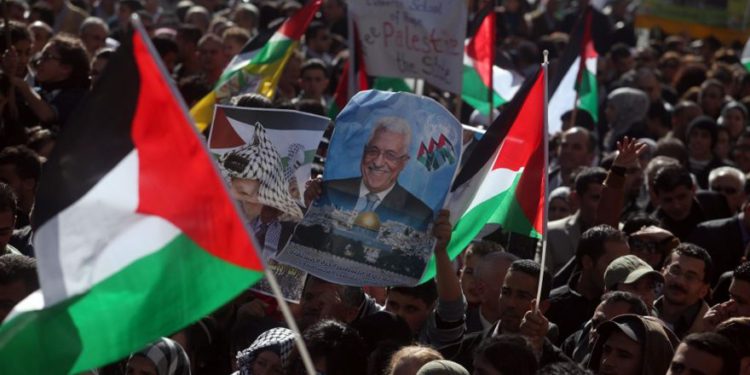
[604,88,651,151]
[234,327,296,375]
[126,337,191,375]
[718,101,748,141]
[548,186,573,221]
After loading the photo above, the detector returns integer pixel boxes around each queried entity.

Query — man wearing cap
[588,314,680,375]
[604,255,665,308]
[561,291,650,364]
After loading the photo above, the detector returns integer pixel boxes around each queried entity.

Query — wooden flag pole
[536,50,550,309]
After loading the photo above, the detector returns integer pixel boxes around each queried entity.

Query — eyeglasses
[34,51,61,66]
[629,237,659,255]
[364,146,408,163]
[711,185,739,195]
[665,264,703,284]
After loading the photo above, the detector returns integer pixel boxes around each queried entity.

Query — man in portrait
[322,116,434,230]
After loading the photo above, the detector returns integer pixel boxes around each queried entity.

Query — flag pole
[347,8,356,99]
[536,50,550,309]
[263,269,317,375]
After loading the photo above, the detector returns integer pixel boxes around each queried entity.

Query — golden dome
[354,211,381,231]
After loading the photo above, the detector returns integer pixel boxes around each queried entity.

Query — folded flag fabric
[0,19,263,374]
[421,67,545,282]
[462,5,523,116]
[548,6,604,133]
[190,0,321,131]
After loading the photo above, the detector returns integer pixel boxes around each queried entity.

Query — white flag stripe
[548,56,580,134]
[35,151,181,305]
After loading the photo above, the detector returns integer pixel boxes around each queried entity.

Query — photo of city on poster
[277,90,462,286]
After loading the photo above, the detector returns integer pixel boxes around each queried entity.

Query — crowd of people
[2,0,750,374]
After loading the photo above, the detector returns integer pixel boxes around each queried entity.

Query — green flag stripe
[419,172,540,283]
[462,65,505,116]
[0,233,262,374]
[577,69,598,122]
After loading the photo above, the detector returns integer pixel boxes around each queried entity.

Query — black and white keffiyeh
[236,327,297,375]
[131,337,191,375]
[220,121,303,219]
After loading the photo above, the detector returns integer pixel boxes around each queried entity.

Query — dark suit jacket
[323,177,434,230]
[689,215,745,285]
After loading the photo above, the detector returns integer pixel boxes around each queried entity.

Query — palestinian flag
[0,20,263,374]
[742,37,750,71]
[190,0,321,131]
[420,68,545,282]
[548,6,600,133]
[462,6,523,116]
[328,21,417,119]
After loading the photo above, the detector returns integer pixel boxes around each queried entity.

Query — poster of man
[278,90,462,286]
[208,105,330,301]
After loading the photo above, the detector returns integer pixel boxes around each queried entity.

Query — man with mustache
[323,117,433,230]
[655,243,713,339]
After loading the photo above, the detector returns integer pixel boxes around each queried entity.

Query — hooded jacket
[588,315,680,375]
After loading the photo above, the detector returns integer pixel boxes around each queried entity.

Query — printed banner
[278,90,462,286]
[209,106,330,301]
[349,0,467,94]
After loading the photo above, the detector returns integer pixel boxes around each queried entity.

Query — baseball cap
[596,314,646,344]
[604,255,664,290]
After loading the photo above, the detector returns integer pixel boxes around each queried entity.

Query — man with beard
[655,243,712,339]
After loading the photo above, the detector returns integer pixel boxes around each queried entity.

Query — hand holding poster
[349,0,467,94]
[209,106,330,301]
[277,90,462,286]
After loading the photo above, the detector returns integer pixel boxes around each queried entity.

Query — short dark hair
[670,243,713,283]
[0,146,42,183]
[681,332,740,375]
[732,261,750,283]
[716,318,750,358]
[575,225,627,267]
[686,115,719,148]
[152,36,179,57]
[653,164,693,195]
[301,58,329,78]
[304,275,364,310]
[47,34,91,89]
[0,254,38,291]
[177,24,202,46]
[231,93,273,108]
[0,20,31,52]
[305,21,328,42]
[293,320,367,375]
[574,167,607,195]
[388,280,438,307]
[509,259,551,300]
[474,334,538,375]
[610,43,632,61]
[0,182,17,214]
[600,291,650,316]
[465,240,505,258]
[622,214,661,235]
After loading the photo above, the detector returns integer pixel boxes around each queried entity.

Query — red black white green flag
[548,6,601,133]
[0,18,263,374]
[421,67,546,281]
